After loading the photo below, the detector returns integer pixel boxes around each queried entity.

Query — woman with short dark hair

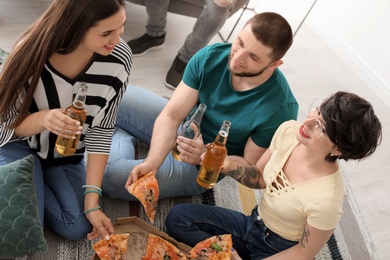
[166,91,382,259]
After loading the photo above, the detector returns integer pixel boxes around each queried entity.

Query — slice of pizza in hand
[142,233,187,260]
[187,234,232,260]
[127,171,159,223]
[93,233,129,260]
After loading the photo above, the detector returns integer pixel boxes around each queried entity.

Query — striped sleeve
[83,39,131,154]
[0,116,16,147]
[85,126,115,154]
[0,91,26,147]
[85,82,127,154]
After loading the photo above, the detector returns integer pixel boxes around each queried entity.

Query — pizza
[142,233,187,260]
[187,234,232,260]
[93,233,129,260]
[127,171,159,223]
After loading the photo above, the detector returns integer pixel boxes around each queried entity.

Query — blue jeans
[103,85,208,200]
[144,0,233,62]
[166,204,298,259]
[0,141,91,240]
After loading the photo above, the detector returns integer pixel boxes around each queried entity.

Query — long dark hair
[321,91,382,162]
[0,0,126,128]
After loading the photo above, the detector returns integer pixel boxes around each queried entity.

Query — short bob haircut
[320,91,382,163]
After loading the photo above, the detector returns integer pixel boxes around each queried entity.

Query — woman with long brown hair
[0,0,131,241]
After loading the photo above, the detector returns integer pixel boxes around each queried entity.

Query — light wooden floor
[1,0,389,259]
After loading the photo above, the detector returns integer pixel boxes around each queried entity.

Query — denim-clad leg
[166,204,252,259]
[43,160,92,240]
[115,85,168,144]
[166,204,298,259]
[178,0,232,62]
[144,0,170,37]
[103,85,208,200]
[245,210,298,259]
[0,141,91,240]
[0,141,45,226]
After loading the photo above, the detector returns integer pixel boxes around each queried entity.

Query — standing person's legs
[145,0,170,37]
[43,160,92,241]
[178,0,234,62]
[0,141,45,226]
[127,0,169,55]
[165,0,234,89]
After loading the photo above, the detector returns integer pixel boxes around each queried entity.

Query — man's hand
[176,132,205,165]
[124,160,155,190]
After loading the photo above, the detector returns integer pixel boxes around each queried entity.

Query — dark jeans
[166,204,298,259]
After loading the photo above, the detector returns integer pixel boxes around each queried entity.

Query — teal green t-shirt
[183,43,298,156]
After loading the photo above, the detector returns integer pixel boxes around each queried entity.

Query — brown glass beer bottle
[197,120,231,188]
[55,83,88,156]
[171,103,206,161]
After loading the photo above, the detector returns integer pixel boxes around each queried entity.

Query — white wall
[308,0,390,105]
[250,0,390,105]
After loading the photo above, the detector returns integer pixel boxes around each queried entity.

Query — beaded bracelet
[83,205,102,215]
[82,185,102,192]
[83,189,102,198]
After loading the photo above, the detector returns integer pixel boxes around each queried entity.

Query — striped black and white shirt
[0,39,132,164]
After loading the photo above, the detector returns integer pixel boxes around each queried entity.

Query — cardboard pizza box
[92,216,191,259]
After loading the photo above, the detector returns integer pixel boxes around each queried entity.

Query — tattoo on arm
[300,224,310,248]
[225,165,264,189]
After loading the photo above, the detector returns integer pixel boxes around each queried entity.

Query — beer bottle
[55,83,88,156]
[171,103,206,161]
[197,120,231,189]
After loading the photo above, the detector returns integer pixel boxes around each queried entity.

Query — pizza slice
[93,233,129,260]
[187,234,232,260]
[142,233,187,260]
[127,171,159,223]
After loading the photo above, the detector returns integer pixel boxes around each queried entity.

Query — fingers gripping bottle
[171,103,207,161]
[197,120,231,188]
[55,83,88,156]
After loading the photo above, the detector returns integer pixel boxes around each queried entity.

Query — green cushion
[0,155,47,259]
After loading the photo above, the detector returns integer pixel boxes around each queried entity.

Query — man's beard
[228,54,270,78]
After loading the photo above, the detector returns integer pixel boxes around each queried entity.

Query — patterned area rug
[20,141,375,260]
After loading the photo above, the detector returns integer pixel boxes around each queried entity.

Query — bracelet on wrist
[83,189,102,198]
[83,205,102,214]
[82,185,102,192]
